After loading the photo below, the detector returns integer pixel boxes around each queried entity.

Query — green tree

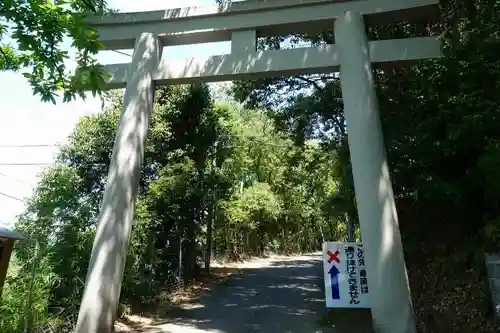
[2,84,345,332]
[0,0,109,102]
[1,84,216,331]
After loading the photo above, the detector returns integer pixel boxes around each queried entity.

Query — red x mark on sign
[327,250,340,264]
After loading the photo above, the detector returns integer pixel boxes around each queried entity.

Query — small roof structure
[0,225,25,240]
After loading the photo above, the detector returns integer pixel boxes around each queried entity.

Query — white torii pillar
[74,32,161,333]
[335,11,417,333]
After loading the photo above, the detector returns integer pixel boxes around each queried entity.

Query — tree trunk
[204,197,214,273]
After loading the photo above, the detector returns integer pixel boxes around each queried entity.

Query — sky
[0,0,232,227]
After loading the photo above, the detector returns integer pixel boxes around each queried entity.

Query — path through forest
[142,253,373,333]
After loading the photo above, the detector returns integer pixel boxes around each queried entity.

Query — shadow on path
[147,254,372,333]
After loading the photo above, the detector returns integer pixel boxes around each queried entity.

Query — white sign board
[322,241,370,308]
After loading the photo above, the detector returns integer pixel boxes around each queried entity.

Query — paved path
[149,254,333,333]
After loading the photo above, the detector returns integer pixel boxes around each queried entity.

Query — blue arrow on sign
[328,264,340,299]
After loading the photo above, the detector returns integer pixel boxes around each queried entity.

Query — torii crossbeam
[75,1,440,333]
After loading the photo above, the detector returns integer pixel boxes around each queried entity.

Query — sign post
[323,241,370,308]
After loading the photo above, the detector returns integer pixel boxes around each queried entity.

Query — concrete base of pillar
[486,253,500,325]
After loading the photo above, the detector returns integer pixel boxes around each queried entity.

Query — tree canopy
[1,84,343,332]
[229,0,500,331]
[0,0,108,102]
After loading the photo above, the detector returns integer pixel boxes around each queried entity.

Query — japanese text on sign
[322,241,371,308]
[357,245,369,294]
[346,246,359,305]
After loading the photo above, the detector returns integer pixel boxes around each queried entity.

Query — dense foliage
[0,0,108,102]
[229,0,500,331]
[0,85,342,332]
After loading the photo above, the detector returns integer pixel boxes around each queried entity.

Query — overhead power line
[112,50,132,57]
[0,172,31,186]
[0,163,53,166]
[0,191,24,202]
[0,144,60,148]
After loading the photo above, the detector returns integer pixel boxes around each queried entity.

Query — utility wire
[0,163,52,166]
[0,144,60,148]
[112,50,132,57]
[0,191,24,202]
[0,172,31,186]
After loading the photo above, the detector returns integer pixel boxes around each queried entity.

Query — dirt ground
[115,254,372,333]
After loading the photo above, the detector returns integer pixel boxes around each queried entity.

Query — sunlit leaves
[226,182,281,229]
[0,0,108,103]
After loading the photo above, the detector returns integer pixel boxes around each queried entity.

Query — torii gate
[76,1,440,332]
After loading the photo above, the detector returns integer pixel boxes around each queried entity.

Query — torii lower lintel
[102,36,440,89]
